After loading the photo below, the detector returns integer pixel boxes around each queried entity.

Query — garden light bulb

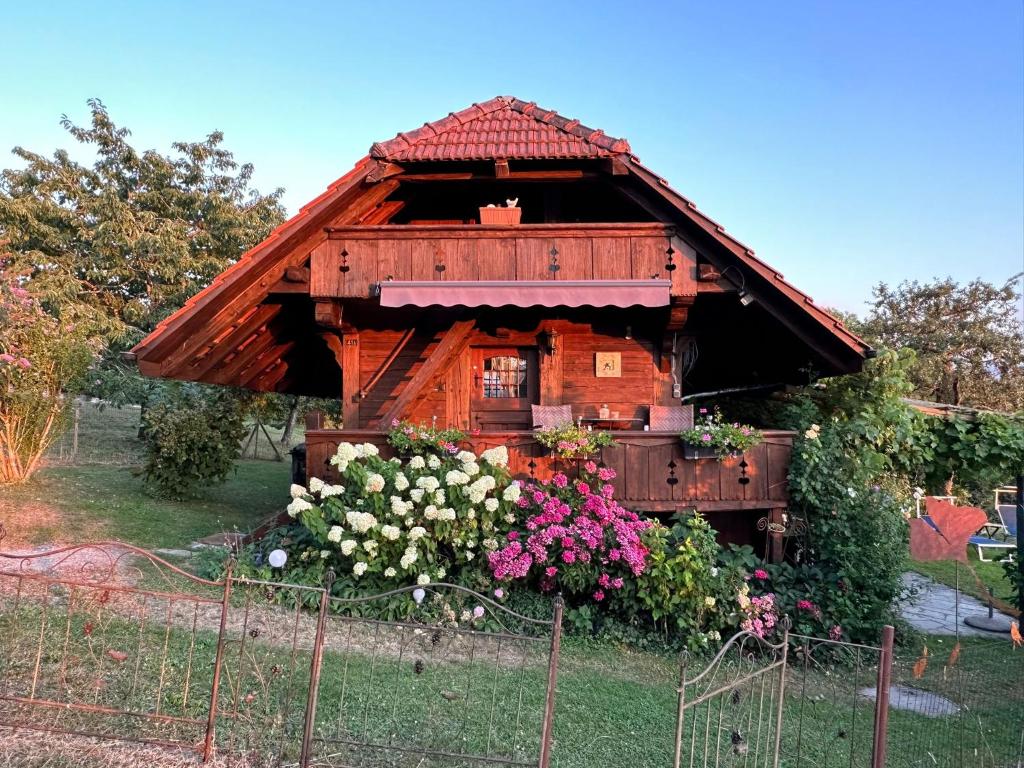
[412,588,426,605]
[268,549,288,569]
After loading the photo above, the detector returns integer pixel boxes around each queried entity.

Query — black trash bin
[289,443,307,486]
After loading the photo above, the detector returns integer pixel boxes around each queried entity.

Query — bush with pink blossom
[487,463,652,602]
[0,267,96,483]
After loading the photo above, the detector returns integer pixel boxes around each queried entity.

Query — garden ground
[0,419,1020,767]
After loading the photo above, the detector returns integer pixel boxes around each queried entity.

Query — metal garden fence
[0,540,563,767]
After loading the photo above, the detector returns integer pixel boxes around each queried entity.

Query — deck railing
[310,223,697,299]
[303,429,794,514]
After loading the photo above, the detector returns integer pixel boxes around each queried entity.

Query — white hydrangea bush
[286,441,520,586]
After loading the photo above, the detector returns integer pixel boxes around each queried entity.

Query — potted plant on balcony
[535,422,615,459]
[387,418,466,458]
[478,199,521,226]
[679,407,762,459]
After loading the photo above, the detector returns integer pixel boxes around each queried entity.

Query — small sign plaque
[595,352,621,378]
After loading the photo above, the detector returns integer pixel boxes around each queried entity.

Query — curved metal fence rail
[0,540,227,758]
[673,625,790,768]
[0,540,564,768]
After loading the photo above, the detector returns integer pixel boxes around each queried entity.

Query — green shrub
[628,512,733,650]
[276,441,519,591]
[787,425,910,640]
[141,386,246,499]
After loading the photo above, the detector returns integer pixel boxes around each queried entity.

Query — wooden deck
[303,429,794,514]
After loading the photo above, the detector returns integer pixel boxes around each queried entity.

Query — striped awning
[376,280,671,309]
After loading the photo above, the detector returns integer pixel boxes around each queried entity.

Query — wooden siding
[304,429,793,514]
[341,320,668,429]
[310,223,697,299]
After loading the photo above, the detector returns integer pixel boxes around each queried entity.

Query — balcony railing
[303,429,794,513]
[310,223,697,299]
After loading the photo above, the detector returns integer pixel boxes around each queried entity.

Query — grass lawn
[0,593,1020,768]
[0,460,290,550]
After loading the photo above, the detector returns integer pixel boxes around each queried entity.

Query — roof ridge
[369,96,630,160]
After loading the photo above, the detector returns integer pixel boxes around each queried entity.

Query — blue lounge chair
[971,488,1017,562]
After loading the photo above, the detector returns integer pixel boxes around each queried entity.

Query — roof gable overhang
[129,96,872,388]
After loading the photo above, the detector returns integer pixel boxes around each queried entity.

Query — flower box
[681,442,720,460]
[479,206,521,225]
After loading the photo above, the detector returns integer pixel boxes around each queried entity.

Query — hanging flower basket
[681,442,720,460]
[679,407,762,460]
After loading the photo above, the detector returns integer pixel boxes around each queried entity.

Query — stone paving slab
[900,571,1013,637]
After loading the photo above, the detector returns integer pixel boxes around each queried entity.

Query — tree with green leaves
[0,100,288,485]
[0,98,286,405]
[856,276,1024,412]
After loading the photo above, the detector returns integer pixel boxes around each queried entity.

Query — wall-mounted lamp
[542,328,559,354]
[722,266,755,307]
[624,325,633,340]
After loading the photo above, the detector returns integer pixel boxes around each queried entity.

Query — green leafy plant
[1001,552,1023,611]
[630,512,738,650]
[386,418,466,456]
[680,407,762,457]
[141,385,247,499]
[788,426,911,640]
[534,423,615,458]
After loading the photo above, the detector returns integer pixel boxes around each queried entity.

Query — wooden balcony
[304,429,794,514]
[310,223,698,299]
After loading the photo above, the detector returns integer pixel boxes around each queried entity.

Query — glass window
[482,355,527,399]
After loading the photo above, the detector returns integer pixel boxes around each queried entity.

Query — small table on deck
[577,417,646,430]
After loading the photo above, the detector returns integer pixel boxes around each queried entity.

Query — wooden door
[470,348,538,431]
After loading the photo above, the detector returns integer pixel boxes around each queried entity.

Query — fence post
[1016,474,1023,615]
[538,595,563,768]
[771,621,790,768]
[71,400,80,462]
[672,653,689,768]
[871,624,895,768]
[299,570,335,768]
[203,560,234,763]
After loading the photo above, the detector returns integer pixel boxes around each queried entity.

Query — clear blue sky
[2,0,1022,314]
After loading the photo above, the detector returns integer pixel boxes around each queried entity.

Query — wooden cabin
[130,96,872,553]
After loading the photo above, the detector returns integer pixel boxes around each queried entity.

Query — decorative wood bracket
[366,160,405,183]
[605,157,630,176]
[314,300,343,330]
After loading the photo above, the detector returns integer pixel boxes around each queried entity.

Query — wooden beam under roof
[395,170,590,182]
[175,304,279,380]
[241,341,295,389]
[366,160,404,183]
[208,329,279,386]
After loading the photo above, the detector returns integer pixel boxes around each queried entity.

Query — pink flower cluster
[487,467,651,599]
[740,593,778,639]
[796,599,822,620]
[0,353,31,369]
[555,438,592,454]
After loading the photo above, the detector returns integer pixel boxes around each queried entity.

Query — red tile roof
[370,96,630,162]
